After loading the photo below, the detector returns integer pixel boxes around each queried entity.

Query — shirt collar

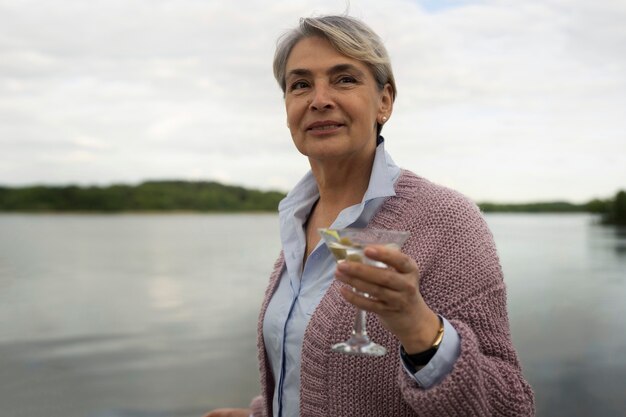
[363,138,397,202]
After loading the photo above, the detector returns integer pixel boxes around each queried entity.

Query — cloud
[0,0,624,202]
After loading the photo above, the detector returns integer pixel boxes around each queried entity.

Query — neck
[309,149,376,214]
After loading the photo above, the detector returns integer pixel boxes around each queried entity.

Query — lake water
[0,213,624,416]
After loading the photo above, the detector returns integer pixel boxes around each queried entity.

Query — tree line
[478,191,625,225]
[0,181,624,225]
[0,181,285,212]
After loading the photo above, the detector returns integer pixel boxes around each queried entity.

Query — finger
[337,261,405,292]
[335,268,398,303]
[364,245,417,275]
[339,285,393,314]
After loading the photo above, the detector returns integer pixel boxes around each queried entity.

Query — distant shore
[0,181,624,223]
[0,180,284,213]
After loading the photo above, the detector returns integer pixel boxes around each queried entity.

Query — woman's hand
[334,245,440,353]
[204,408,250,417]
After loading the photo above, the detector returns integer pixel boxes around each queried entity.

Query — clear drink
[328,241,387,268]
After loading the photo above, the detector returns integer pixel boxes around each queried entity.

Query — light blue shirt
[263,141,461,417]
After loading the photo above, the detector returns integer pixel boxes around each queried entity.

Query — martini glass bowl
[319,227,410,356]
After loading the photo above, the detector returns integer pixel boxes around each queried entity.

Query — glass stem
[353,308,369,340]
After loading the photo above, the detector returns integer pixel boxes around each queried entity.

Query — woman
[207,15,534,417]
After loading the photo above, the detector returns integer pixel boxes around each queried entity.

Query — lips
[306,120,344,131]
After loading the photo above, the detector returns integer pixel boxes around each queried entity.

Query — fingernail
[365,247,378,256]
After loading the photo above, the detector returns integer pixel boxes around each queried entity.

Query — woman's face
[284,36,393,163]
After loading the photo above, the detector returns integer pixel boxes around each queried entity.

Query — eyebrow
[286,63,366,79]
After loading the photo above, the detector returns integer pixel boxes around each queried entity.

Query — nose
[309,83,335,111]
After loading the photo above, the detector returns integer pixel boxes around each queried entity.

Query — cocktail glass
[318,227,410,356]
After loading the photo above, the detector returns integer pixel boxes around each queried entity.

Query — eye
[289,80,310,91]
[337,75,357,84]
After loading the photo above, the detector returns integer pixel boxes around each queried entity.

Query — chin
[294,137,341,156]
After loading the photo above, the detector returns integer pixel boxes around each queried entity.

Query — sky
[1,0,624,203]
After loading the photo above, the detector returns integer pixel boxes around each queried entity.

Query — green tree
[604,190,626,225]
[585,198,611,214]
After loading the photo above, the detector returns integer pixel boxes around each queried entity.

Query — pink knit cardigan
[250,170,535,416]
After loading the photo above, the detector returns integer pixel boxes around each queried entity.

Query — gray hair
[273,15,397,102]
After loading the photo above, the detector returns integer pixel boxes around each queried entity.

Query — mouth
[306,120,344,132]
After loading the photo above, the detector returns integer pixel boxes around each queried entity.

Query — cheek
[285,100,301,125]
[285,103,302,143]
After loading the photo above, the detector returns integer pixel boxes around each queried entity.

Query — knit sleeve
[249,395,266,417]
[397,188,535,416]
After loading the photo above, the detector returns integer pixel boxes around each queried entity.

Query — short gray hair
[273,15,397,101]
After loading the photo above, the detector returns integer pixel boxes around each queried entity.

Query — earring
[381,116,388,123]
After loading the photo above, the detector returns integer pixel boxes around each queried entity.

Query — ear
[377,83,394,122]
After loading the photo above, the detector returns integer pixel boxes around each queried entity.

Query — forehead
[285,36,370,76]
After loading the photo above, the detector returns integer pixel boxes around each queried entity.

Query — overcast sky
[1,0,624,202]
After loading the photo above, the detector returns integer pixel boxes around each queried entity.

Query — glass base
[331,336,387,356]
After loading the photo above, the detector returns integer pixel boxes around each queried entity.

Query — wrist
[400,310,441,354]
